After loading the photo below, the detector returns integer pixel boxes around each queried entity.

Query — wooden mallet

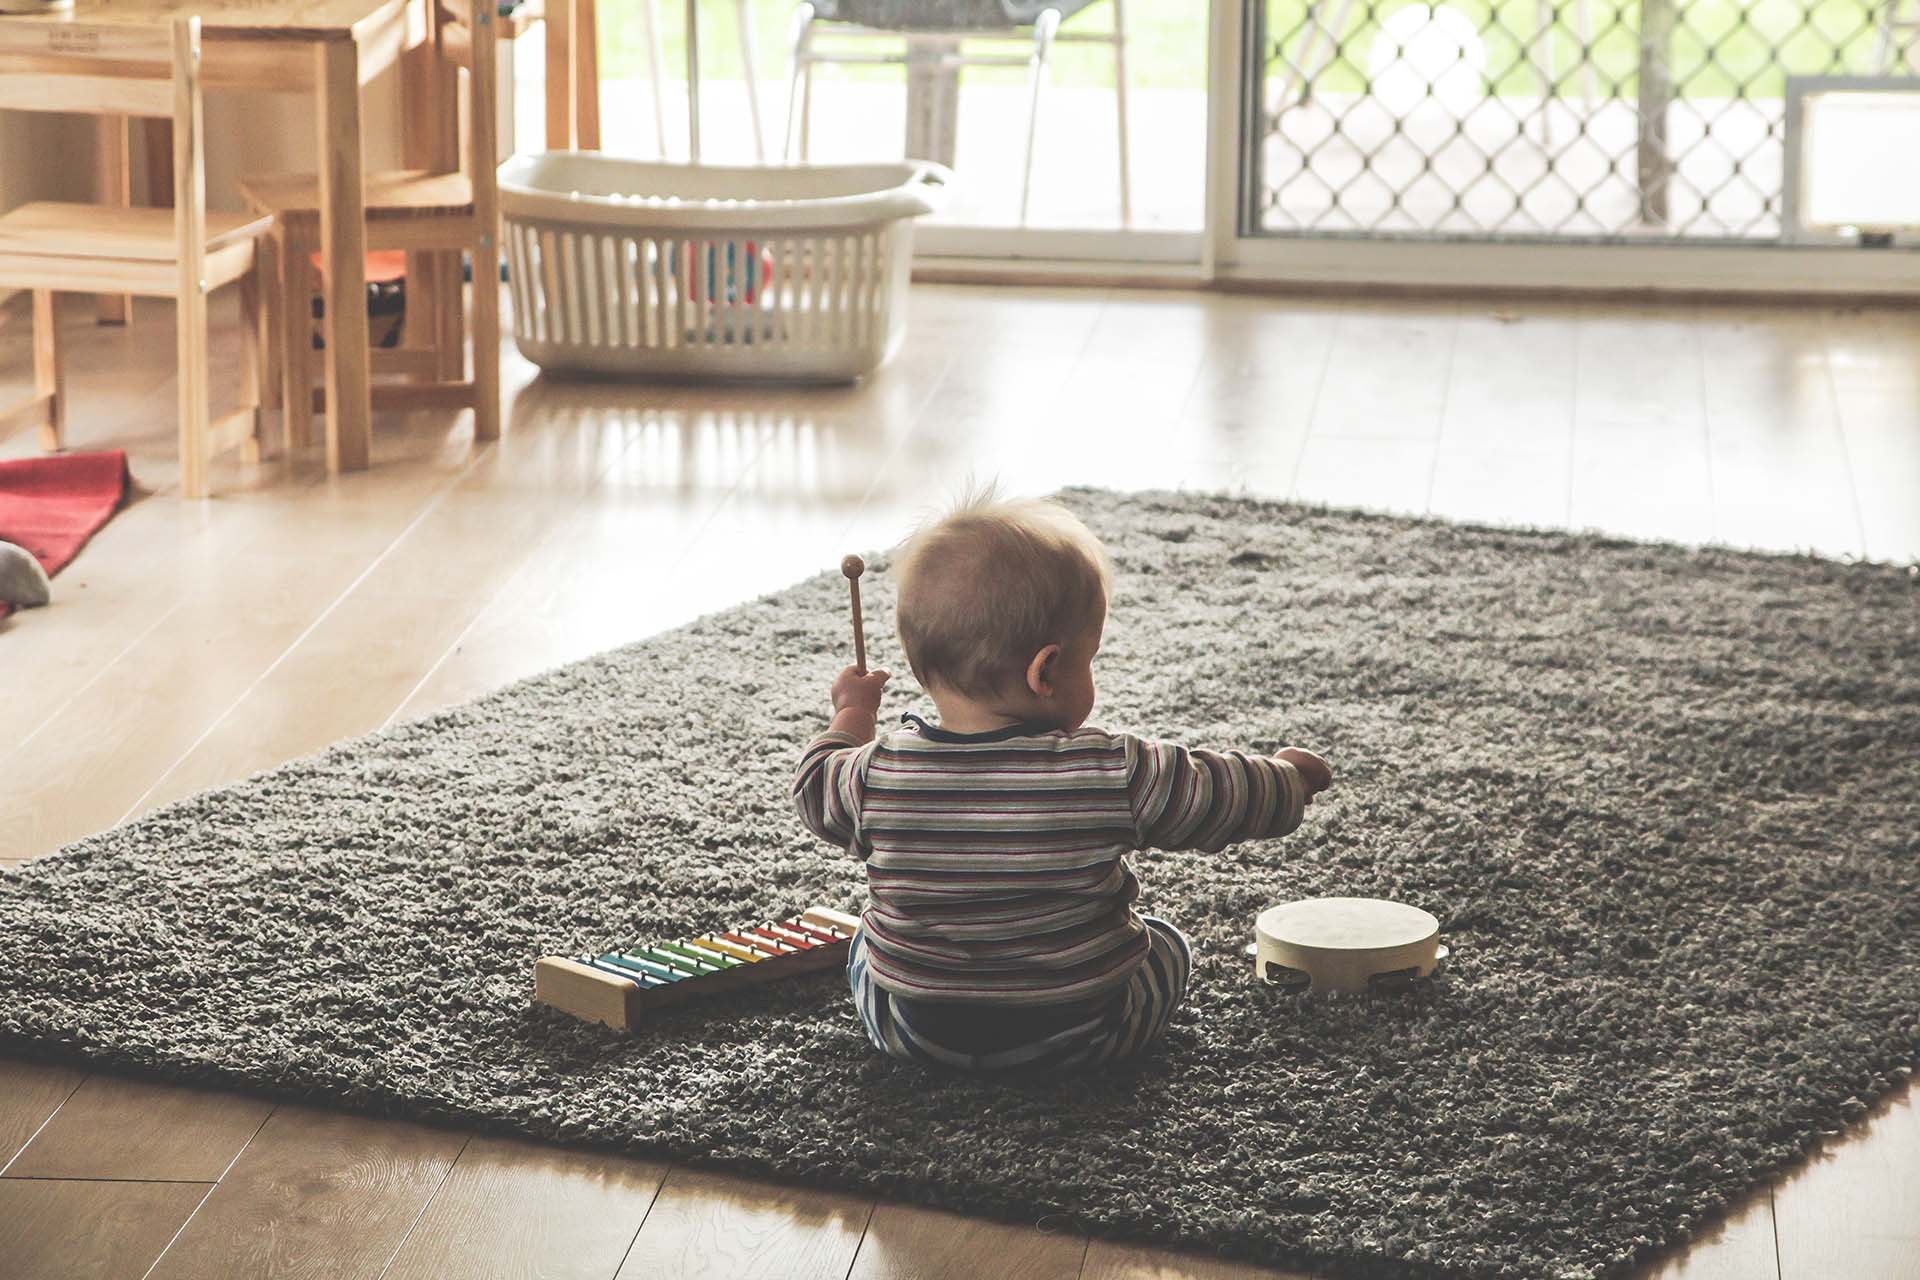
[841,554,867,675]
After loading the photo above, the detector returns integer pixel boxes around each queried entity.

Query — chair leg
[1111,0,1131,227]
[737,0,766,162]
[177,284,211,503]
[438,250,466,382]
[31,289,63,453]
[783,4,815,162]
[472,243,501,443]
[1019,9,1062,227]
[406,250,440,382]
[238,260,265,466]
[281,228,316,451]
[257,234,283,412]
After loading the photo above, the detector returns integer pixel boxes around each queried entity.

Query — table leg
[93,117,131,325]
[574,0,600,150]
[546,0,572,148]
[471,1,502,441]
[315,38,372,474]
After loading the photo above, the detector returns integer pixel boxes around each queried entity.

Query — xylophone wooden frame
[535,905,861,1031]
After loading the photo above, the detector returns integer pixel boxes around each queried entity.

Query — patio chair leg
[642,0,668,157]
[1875,0,1917,72]
[799,37,816,159]
[1533,0,1555,148]
[1277,0,1355,111]
[783,3,815,162]
[737,0,766,162]
[1574,0,1598,113]
[1019,8,1061,226]
[1112,0,1131,227]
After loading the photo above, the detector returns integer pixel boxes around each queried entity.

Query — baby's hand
[1275,747,1333,797]
[831,664,891,717]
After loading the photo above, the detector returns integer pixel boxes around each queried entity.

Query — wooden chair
[0,17,271,501]
[239,0,500,448]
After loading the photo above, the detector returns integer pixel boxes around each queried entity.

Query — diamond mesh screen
[1252,0,1920,239]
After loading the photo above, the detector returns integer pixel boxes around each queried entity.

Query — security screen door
[1236,0,1920,268]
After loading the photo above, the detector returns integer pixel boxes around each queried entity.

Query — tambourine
[1248,897,1449,994]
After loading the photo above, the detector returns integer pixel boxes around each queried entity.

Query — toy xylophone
[535,905,861,1031]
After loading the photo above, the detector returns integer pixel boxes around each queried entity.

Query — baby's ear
[1026,644,1061,697]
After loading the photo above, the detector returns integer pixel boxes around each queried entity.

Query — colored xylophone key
[534,906,863,1032]
[697,936,763,963]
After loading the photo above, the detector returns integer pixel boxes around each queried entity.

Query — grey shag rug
[3,490,1917,1280]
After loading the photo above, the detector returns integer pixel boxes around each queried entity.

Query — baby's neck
[928,690,1053,736]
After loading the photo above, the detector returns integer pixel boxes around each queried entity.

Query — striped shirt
[793,713,1307,1004]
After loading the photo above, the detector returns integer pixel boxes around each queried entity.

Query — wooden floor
[1,284,1916,1280]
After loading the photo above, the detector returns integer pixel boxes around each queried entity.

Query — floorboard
[0,1178,211,1280]
[1310,303,1458,442]
[847,1202,1088,1280]
[0,1061,85,1171]
[1638,1189,1782,1280]
[1772,1081,1920,1280]
[2,1074,271,1182]
[613,1165,873,1280]
[381,1135,668,1280]
[1080,1240,1313,1280]
[127,397,665,817]
[146,1104,467,1278]
[1293,436,1439,515]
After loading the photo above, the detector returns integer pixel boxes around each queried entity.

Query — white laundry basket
[497,154,950,383]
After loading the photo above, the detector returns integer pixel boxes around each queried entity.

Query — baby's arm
[1124,736,1332,853]
[791,664,890,849]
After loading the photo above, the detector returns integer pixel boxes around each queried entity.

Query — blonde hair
[893,486,1112,698]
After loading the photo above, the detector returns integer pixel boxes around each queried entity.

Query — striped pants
[845,917,1194,1076]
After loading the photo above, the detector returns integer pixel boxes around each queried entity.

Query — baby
[793,490,1332,1075]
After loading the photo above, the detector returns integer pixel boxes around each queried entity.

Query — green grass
[592,0,1896,102]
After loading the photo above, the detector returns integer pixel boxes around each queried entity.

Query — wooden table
[0,0,407,475]
[540,0,598,152]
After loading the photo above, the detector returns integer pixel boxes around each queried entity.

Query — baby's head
[894,488,1112,731]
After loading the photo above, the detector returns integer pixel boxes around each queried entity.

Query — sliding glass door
[1218,0,1920,288]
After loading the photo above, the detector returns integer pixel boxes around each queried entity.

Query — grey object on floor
[0,540,50,607]
[2,490,1917,1279]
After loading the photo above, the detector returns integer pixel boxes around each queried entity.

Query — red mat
[0,450,131,623]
